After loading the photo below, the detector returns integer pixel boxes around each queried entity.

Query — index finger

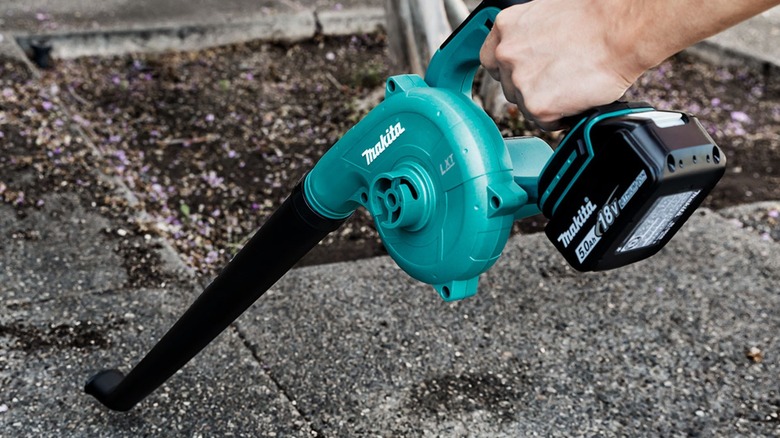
[479,27,501,79]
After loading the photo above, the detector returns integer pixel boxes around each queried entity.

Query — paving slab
[0,287,310,437]
[0,195,128,304]
[236,209,780,436]
[0,195,312,437]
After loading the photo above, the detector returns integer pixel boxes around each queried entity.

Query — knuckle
[521,95,552,121]
[493,12,512,31]
[493,43,515,65]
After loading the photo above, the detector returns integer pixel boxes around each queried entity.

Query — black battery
[537,103,727,271]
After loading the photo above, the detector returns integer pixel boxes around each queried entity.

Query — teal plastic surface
[425,6,502,95]
[304,1,551,301]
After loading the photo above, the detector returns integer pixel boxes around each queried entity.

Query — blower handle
[85,181,346,411]
[424,0,531,94]
[427,1,637,132]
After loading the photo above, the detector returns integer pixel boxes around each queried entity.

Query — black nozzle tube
[85,182,346,411]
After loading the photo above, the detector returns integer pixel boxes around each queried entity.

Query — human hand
[479,0,646,130]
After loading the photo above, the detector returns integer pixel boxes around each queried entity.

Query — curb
[0,32,40,75]
[10,7,385,60]
[686,41,780,75]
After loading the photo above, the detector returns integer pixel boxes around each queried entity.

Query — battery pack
[538,103,727,271]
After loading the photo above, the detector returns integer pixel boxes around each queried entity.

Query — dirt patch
[4,34,779,279]
[0,319,123,351]
[41,34,392,275]
[407,372,530,423]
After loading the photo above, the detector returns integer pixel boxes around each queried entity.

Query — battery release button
[628,111,686,128]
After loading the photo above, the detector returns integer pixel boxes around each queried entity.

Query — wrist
[601,0,667,80]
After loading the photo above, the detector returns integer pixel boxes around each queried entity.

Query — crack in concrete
[231,323,325,437]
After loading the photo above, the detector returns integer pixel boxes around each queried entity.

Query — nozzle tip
[85,369,133,411]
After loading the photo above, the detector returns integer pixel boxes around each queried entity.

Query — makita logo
[362,122,406,166]
[557,198,597,248]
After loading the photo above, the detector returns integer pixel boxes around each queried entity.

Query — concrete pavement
[235,210,780,436]
[2,185,778,436]
[1,1,780,437]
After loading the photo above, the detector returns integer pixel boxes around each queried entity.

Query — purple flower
[72,115,90,127]
[114,150,129,164]
[730,111,751,123]
[204,250,220,264]
[205,113,215,123]
[41,101,53,111]
[202,170,224,188]
[769,209,779,219]
[2,88,13,98]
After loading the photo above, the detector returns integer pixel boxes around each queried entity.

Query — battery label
[574,170,647,264]
[575,226,600,263]
[617,190,701,253]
